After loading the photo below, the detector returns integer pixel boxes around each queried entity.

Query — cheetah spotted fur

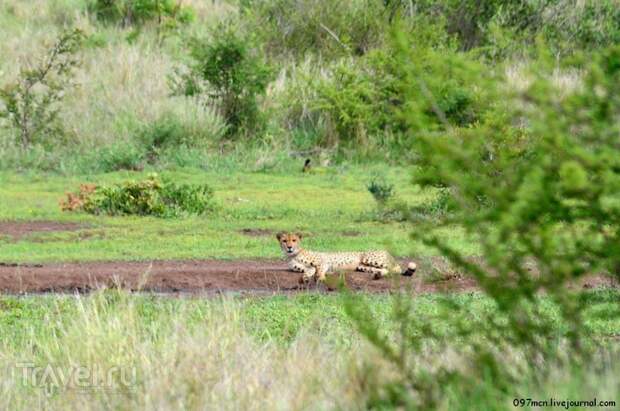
[276,232,417,282]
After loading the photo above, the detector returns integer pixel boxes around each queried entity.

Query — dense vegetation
[0,291,617,410]
[1,1,619,410]
[2,0,620,172]
[61,174,214,217]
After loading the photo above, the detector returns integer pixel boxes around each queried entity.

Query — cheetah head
[276,232,302,257]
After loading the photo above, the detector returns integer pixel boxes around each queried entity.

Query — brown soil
[340,230,362,237]
[0,258,474,295]
[0,257,616,295]
[239,228,275,237]
[0,221,86,241]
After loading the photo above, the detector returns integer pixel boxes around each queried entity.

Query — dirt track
[0,258,485,295]
[2,220,617,295]
[0,258,616,295]
[0,221,86,241]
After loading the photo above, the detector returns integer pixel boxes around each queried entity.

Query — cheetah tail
[401,262,417,277]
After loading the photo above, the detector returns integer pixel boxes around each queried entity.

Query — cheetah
[276,232,417,282]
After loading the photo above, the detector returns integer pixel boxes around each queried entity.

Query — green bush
[173,22,272,137]
[0,29,83,149]
[409,187,457,221]
[78,175,214,217]
[139,117,187,150]
[367,177,394,205]
[88,0,195,27]
[137,115,197,162]
[406,0,620,56]
[97,142,146,172]
[345,33,620,409]
[281,0,618,60]
[243,0,389,58]
[541,1,620,53]
[313,60,387,147]
[296,30,486,152]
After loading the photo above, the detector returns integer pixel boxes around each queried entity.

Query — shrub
[243,0,388,58]
[137,111,225,160]
[367,177,394,205]
[409,187,457,221]
[172,22,272,137]
[88,0,195,27]
[366,185,457,223]
[312,60,387,147]
[60,183,98,212]
[62,174,214,217]
[96,142,146,172]
[366,176,415,222]
[247,0,601,60]
[345,33,620,409]
[139,116,187,152]
[406,0,620,56]
[541,1,620,53]
[444,0,544,51]
[300,30,486,151]
[0,29,83,149]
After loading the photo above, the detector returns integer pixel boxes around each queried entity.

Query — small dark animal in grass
[301,158,330,174]
[276,232,417,282]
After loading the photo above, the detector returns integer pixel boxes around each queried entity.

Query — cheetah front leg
[316,263,331,282]
[289,261,317,283]
[289,260,306,273]
[299,266,317,283]
[298,266,316,284]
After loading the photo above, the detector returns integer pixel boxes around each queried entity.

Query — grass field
[0,167,619,409]
[0,166,475,263]
[2,0,620,408]
[0,290,618,410]
[1,166,617,409]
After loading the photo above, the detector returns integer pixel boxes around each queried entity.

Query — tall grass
[0,0,232,173]
[2,0,619,172]
[0,291,618,410]
[0,292,359,410]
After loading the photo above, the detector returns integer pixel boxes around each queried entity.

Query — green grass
[0,166,476,263]
[0,290,618,410]
[2,291,618,351]
[2,2,619,409]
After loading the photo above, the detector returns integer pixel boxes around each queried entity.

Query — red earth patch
[0,257,615,295]
[0,221,87,241]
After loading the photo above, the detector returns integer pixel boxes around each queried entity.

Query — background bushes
[1,0,620,172]
[242,0,389,59]
[172,22,272,138]
[284,34,486,152]
[88,0,195,27]
[0,29,83,150]
[343,40,620,409]
[403,0,620,56]
[63,174,215,217]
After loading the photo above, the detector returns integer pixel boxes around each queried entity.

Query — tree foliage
[345,30,620,409]
[0,29,83,149]
[173,23,272,137]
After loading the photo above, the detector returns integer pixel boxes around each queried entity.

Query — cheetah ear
[296,232,303,240]
[276,232,285,241]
